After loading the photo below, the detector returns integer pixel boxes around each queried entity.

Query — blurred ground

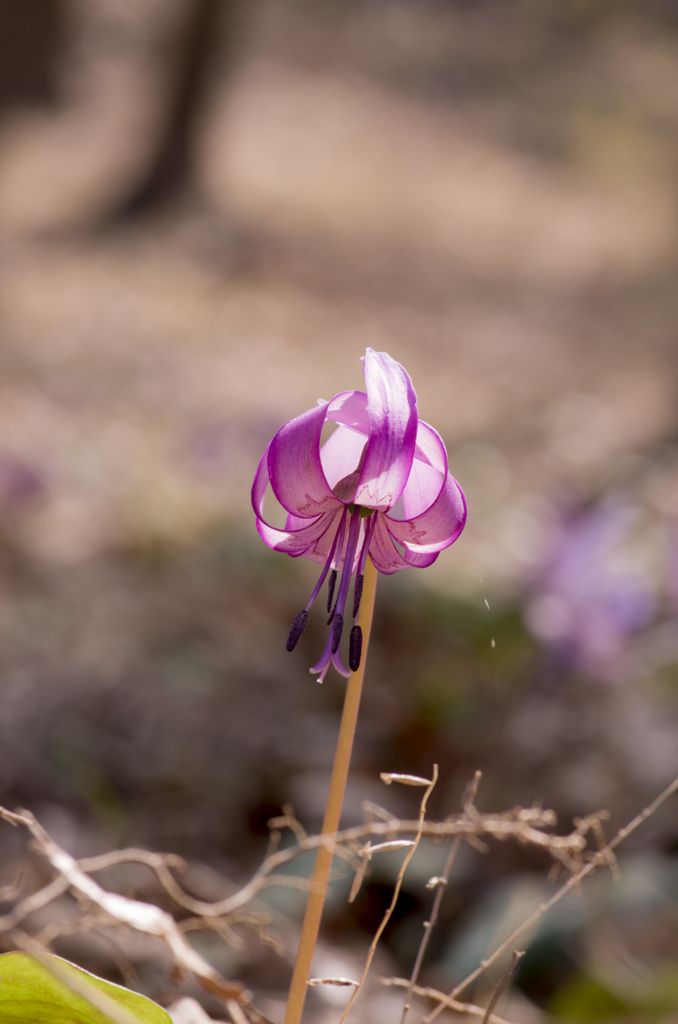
[0,2,677,1022]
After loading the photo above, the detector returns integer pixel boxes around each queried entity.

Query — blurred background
[1,1,677,1021]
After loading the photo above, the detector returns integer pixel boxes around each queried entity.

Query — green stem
[283,557,378,1024]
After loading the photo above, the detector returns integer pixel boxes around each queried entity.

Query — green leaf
[549,973,628,1020]
[0,952,172,1024]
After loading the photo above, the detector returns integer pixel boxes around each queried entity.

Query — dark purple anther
[331,613,344,654]
[326,569,337,614]
[352,574,364,620]
[286,610,309,652]
[349,625,363,672]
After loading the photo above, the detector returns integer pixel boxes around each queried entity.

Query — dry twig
[400,770,482,1024]
[0,806,260,1019]
[480,950,525,1024]
[337,766,439,1023]
[379,773,678,1023]
[5,771,673,1024]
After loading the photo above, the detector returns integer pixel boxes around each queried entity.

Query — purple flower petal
[256,510,337,558]
[326,390,370,434]
[384,421,466,553]
[320,424,368,497]
[252,442,339,555]
[353,350,418,511]
[268,402,338,518]
[368,515,439,574]
[397,421,449,519]
[387,470,467,553]
[281,508,347,564]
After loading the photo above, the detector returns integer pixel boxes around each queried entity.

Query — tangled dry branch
[1,769,677,1023]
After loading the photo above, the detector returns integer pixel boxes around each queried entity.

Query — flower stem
[283,557,378,1024]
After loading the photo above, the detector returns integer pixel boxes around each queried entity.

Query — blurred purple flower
[524,502,656,681]
[670,535,678,616]
[0,454,47,514]
[252,349,466,681]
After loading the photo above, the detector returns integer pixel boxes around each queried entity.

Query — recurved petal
[283,508,346,565]
[368,514,439,574]
[386,469,467,554]
[353,349,418,512]
[399,455,445,521]
[320,424,368,496]
[321,391,370,501]
[252,439,338,554]
[413,420,447,472]
[252,440,273,517]
[403,420,453,517]
[268,401,339,518]
[256,507,338,557]
[326,390,370,434]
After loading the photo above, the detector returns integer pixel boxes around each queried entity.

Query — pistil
[347,511,375,671]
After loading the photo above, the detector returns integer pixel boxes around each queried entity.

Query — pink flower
[524,502,655,681]
[252,350,466,681]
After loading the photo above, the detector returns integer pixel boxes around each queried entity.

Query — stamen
[326,511,350,623]
[304,508,348,617]
[349,625,362,672]
[286,610,309,651]
[304,505,371,683]
[328,508,363,631]
[331,613,344,654]
[327,508,354,622]
[356,512,376,578]
[326,569,337,614]
[350,512,376,625]
[352,574,364,620]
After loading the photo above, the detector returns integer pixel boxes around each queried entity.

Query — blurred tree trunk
[0,0,66,111]
[109,0,240,221]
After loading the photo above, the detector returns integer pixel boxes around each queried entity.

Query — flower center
[286,504,375,681]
